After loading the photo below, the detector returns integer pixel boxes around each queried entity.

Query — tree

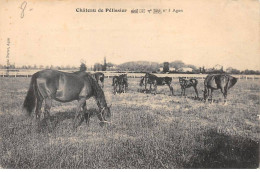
[186,64,197,71]
[226,67,240,74]
[94,63,103,71]
[80,63,87,71]
[117,61,159,72]
[163,62,169,73]
[102,57,107,71]
[170,60,185,70]
[102,65,106,71]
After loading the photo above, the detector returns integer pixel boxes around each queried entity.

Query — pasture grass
[0,77,259,168]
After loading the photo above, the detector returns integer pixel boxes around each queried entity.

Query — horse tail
[193,79,198,87]
[228,76,238,89]
[23,73,38,116]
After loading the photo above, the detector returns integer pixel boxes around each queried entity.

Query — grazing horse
[23,69,111,131]
[91,72,105,89]
[179,77,199,98]
[203,74,237,104]
[142,73,174,95]
[112,74,128,94]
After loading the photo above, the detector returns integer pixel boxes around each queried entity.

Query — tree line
[0,61,259,75]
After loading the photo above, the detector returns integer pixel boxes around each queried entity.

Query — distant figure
[203,74,238,104]
[112,74,128,94]
[179,77,199,98]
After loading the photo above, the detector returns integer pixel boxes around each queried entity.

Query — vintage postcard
[0,0,259,169]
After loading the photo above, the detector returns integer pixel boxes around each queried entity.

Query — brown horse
[141,73,174,95]
[112,74,128,94]
[179,77,199,98]
[203,74,237,104]
[23,69,111,131]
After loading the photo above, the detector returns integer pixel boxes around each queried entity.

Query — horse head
[100,104,112,121]
[99,104,112,127]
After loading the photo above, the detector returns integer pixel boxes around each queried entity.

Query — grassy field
[0,77,259,168]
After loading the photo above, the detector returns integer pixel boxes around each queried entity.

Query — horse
[203,74,238,104]
[91,72,105,89]
[142,73,174,95]
[23,69,111,131]
[112,74,128,94]
[179,77,199,98]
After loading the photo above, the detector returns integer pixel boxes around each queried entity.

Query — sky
[0,0,259,70]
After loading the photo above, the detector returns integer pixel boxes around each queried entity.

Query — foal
[179,77,199,98]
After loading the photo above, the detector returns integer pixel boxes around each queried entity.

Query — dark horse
[140,73,174,95]
[203,74,237,104]
[91,72,105,89]
[112,74,128,94]
[23,69,111,131]
[179,77,199,98]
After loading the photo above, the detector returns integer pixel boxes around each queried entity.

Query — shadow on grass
[39,108,100,132]
[185,129,259,169]
[178,95,202,101]
[137,88,175,96]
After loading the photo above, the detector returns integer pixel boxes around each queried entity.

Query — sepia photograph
[0,0,259,169]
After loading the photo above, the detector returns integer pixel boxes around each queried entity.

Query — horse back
[204,74,218,89]
[205,74,237,90]
[36,70,89,102]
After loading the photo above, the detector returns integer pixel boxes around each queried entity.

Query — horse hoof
[99,122,105,127]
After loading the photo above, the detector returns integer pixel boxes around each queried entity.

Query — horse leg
[35,98,43,132]
[205,88,209,103]
[113,83,117,95]
[154,83,157,95]
[194,86,199,99]
[144,78,148,93]
[168,84,174,96]
[43,98,53,131]
[210,89,214,103]
[118,83,121,93]
[221,87,228,105]
[73,98,86,130]
[82,102,90,126]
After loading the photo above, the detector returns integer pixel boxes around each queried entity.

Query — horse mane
[86,74,107,107]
